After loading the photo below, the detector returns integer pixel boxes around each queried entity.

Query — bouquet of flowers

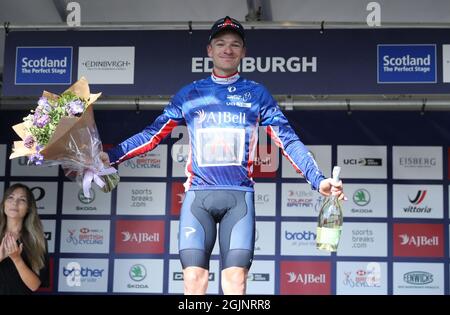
[10,77,119,198]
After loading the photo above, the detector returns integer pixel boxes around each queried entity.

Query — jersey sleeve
[259,87,325,191]
[107,93,184,165]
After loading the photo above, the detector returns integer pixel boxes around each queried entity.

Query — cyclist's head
[209,16,245,46]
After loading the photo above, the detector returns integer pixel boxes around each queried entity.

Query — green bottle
[316,166,343,252]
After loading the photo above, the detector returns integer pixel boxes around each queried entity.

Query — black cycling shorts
[178,189,255,270]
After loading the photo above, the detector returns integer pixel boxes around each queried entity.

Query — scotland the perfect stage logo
[15,46,72,84]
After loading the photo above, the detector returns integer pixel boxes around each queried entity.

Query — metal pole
[1,96,449,111]
[4,21,450,31]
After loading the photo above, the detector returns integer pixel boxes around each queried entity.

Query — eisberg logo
[399,157,436,168]
[403,271,433,285]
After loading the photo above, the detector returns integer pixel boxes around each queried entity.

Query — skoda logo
[129,264,147,282]
[353,189,370,206]
[78,189,95,204]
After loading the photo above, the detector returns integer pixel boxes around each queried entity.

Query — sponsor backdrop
[1,28,449,295]
[0,109,449,295]
[3,29,450,96]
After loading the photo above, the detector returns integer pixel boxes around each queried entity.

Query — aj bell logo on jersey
[195,109,246,124]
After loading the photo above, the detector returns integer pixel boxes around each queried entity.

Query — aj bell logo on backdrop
[399,234,439,247]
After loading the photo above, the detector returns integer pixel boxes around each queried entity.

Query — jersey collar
[211,71,240,85]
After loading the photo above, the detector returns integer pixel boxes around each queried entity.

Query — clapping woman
[0,183,49,294]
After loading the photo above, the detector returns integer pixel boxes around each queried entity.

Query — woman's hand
[4,232,23,262]
[0,236,6,262]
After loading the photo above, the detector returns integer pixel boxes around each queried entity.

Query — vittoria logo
[403,190,431,213]
[408,190,427,204]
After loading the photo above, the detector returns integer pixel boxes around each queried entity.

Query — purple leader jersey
[107,72,325,192]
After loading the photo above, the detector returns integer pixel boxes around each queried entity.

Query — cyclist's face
[207,32,245,76]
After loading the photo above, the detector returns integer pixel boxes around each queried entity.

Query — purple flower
[24,135,35,148]
[35,114,50,128]
[37,97,52,113]
[37,97,48,107]
[29,152,44,165]
[66,99,84,116]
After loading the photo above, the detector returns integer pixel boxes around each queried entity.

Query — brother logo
[285,230,316,241]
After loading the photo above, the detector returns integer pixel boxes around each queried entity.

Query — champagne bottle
[316,166,343,252]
